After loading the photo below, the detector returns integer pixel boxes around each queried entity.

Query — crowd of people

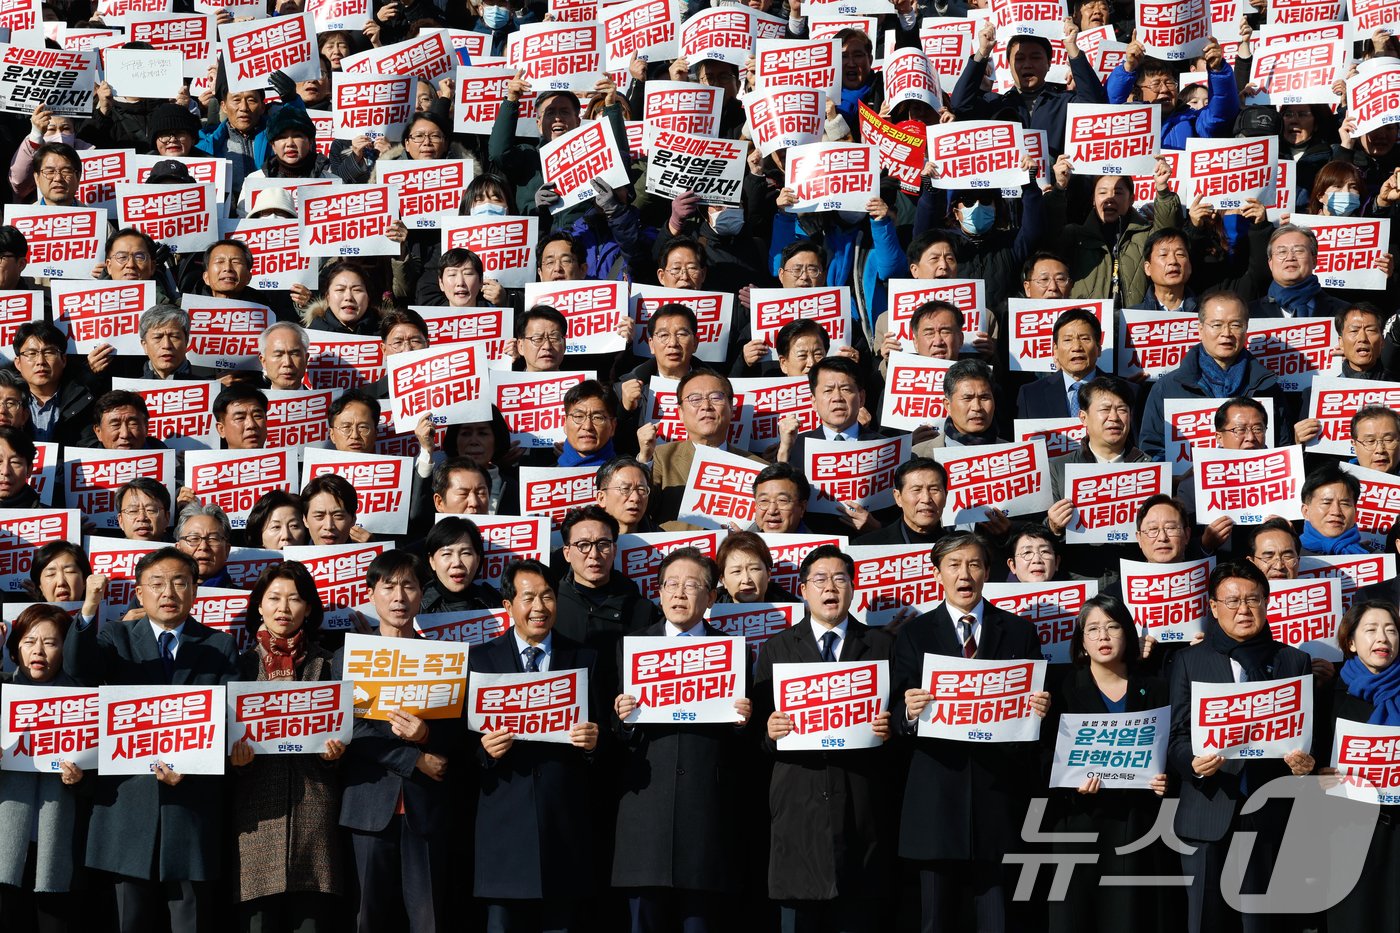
[2,0,1400,932]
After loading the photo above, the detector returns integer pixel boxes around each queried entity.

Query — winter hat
[147,103,200,151]
[264,105,317,142]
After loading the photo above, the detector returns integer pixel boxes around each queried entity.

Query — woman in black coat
[1045,593,1171,933]
[420,516,501,614]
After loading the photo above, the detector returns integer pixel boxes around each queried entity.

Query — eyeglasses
[0,400,22,413]
[1221,424,1266,438]
[407,133,446,143]
[121,505,164,517]
[755,495,799,511]
[663,264,702,277]
[1140,78,1174,91]
[1030,274,1072,287]
[1254,552,1300,567]
[1212,595,1265,610]
[1139,523,1185,539]
[660,579,708,595]
[602,483,649,499]
[386,336,428,352]
[651,329,695,345]
[18,349,61,362]
[141,578,192,593]
[803,572,851,588]
[178,533,228,548]
[38,168,77,180]
[1201,320,1246,333]
[1272,245,1312,259]
[332,422,375,437]
[682,391,729,409]
[521,332,565,346]
[567,538,614,554]
[109,251,151,266]
[567,411,612,426]
[1356,435,1400,449]
[783,263,823,278]
[1083,623,1124,638]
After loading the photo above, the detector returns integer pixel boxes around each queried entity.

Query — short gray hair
[943,358,994,399]
[1267,223,1318,259]
[174,502,231,539]
[260,320,309,355]
[139,304,190,341]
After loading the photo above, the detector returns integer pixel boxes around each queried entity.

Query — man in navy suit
[1014,307,1124,421]
[890,532,1051,933]
[335,550,459,933]
[472,558,600,933]
[1168,560,1316,933]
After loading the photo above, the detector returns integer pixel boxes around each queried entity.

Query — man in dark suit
[85,546,239,933]
[753,544,895,933]
[855,458,947,546]
[890,532,1051,933]
[472,558,600,933]
[1014,307,1125,421]
[1168,560,1316,933]
[335,550,459,933]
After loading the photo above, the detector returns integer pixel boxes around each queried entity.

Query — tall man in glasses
[32,141,81,206]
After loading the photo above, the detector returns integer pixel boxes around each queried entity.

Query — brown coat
[232,645,348,902]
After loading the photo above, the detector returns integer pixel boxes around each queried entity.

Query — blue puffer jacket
[769,212,906,336]
[1106,63,1239,149]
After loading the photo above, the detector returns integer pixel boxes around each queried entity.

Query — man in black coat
[855,458,947,546]
[85,547,238,933]
[1014,307,1129,421]
[753,544,895,933]
[471,558,600,933]
[1167,560,1316,933]
[890,531,1051,933]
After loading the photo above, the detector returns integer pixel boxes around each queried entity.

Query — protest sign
[548,0,597,22]
[1163,395,1272,476]
[615,530,725,601]
[1014,417,1087,460]
[784,142,879,213]
[744,85,824,158]
[85,537,161,611]
[523,280,628,355]
[519,466,599,535]
[1121,556,1213,643]
[754,38,840,101]
[805,435,910,515]
[103,48,182,98]
[302,449,411,535]
[539,119,631,214]
[1349,0,1400,31]
[187,587,252,653]
[298,184,399,258]
[180,295,274,370]
[306,0,369,31]
[441,215,537,288]
[0,44,95,116]
[125,12,214,77]
[454,65,538,137]
[1267,577,1343,660]
[1267,157,1296,221]
[469,514,551,588]
[342,633,468,720]
[1298,553,1395,611]
[0,290,40,363]
[28,443,55,507]
[1135,0,1209,60]
[1248,38,1347,104]
[879,353,951,431]
[1343,462,1400,550]
[1064,462,1171,545]
[1050,707,1170,789]
[222,216,315,291]
[331,73,414,141]
[110,377,217,450]
[468,668,589,742]
[934,438,1053,523]
[856,103,926,195]
[741,377,819,453]
[0,509,78,594]
[1191,674,1313,759]
[601,0,678,68]
[285,542,387,631]
[226,682,352,755]
[750,286,851,358]
[376,159,471,229]
[1330,718,1400,805]
[59,26,126,53]
[75,148,131,216]
[65,449,175,531]
[918,656,1047,742]
[848,543,942,626]
[986,579,1099,664]
[773,660,889,751]
[676,445,765,529]
[219,12,318,92]
[415,308,512,366]
[987,0,1065,39]
[1063,103,1159,176]
[1006,297,1113,371]
[1245,315,1336,391]
[115,183,218,254]
[1194,445,1306,525]
[341,30,455,83]
[239,175,336,216]
[1182,136,1277,209]
[49,279,154,354]
[4,205,105,280]
[1117,308,1198,379]
[185,449,297,530]
[1292,214,1391,290]
[506,21,602,92]
[810,16,876,41]
[883,46,939,108]
[643,375,746,446]
[679,5,752,66]
[921,18,976,92]
[1306,375,1400,456]
[132,158,230,203]
[0,685,99,772]
[492,370,588,448]
[807,0,894,13]
[628,284,733,361]
[1347,62,1400,138]
[622,636,746,724]
[98,685,225,775]
[305,333,385,391]
[414,608,512,644]
[643,81,723,138]
[925,120,1027,190]
[644,129,745,206]
[708,601,800,662]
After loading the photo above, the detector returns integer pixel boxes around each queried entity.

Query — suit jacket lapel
[928,604,959,657]
[838,618,868,661]
[975,601,1003,659]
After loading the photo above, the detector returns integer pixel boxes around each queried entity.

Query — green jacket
[1048,187,1181,308]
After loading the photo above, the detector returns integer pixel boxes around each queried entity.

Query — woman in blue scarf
[1298,465,1368,556]
[1321,600,1400,929]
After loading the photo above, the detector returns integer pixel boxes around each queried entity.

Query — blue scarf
[1193,344,1249,400]
[558,439,614,467]
[1267,275,1323,317]
[1299,521,1365,555]
[1343,655,1400,726]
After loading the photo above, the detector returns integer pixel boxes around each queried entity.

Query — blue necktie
[523,646,543,673]
[159,631,175,681]
[820,631,838,662]
[1067,380,1084,417]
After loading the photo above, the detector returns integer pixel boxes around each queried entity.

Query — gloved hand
[668,190,699,233]
[267,69,296,104]
[593,177,625,217]
[535,183,562,212]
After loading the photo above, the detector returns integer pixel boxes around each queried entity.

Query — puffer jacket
[1048,187,1182,308]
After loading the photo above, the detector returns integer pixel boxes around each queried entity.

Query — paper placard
[679,5,752,66]
[1050,707,1169,789]
[985,579,1099,664]
[1194,445,1306,525]
[50,279,155,354]
[331,73,415,142]
[784,142,880,213]
[1329,717,1400,805]
[539,119,631,215]
[342,633,468,720]
[925,120,1028,190]
[879,352,950,431]
[468,668,589,743]
[64,449,176,531]
[1306,375,1400,456]
[297,184,400,258]
[116,183,218,254]
[0,44,96,115]
[1121,556,1213,644]
[522,279,629,355]
[440,215,538,288]
[750,286,851,359]
[492,370,588,448]
[602,0,678,68]
[1117,308,1198,379]
[614,529,725,601]
[744,85,823,158]
[933,438,1053,523]
[376,159,472,229]
[506,21,602,93]
[98,685,225,775]
[1245,315,1337,392]
[1006,298,1114,372]
[1266,577,1343,660]
[1064,462,1171,545]
[226,681,353,754]
[917,655,1046,742]
[184,449,297,530]
[1183,136,1277,209]
[805,435,911,514]
[621,635,747,724]
[754,38,840,102]
[773,660,888,751]
[676,445,765,530]
[645,128,745,206]
[219,12,318,92]
[301,448,413,535]
[1190,675,1312,759]
[1014,416,1087,460]
[0,685,99,772]
[1063,103,1160,176]
[4,205,105,281]
[1136,0,1209,60]
[103,48,182,98]
[1292,214,1391,290]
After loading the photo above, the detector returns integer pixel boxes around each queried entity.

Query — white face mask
[470,201,507,216]
[43,131,75,146]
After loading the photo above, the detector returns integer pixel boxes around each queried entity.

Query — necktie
[523,645,543,672]
[159,630,176,680]
[820,630,838,662]
[834,432,847,442]
[959,615,977,659]
[1067,380,1084,417]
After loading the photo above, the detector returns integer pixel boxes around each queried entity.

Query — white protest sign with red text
[219,12,318,92]
[65,449,175,531]
[1194,445,1306,525]
[115,182,218,253]
[1292,214,1391,290]
[741,377,819,453]
[622,636,746,724]
[884,46,940,108]
[1329,717,1400,805]
[879,352,951,432]
[3,205,105,280]
[1342,461,1400,550]
[181,295,274,371]
[98,685,225,775]
[306,0,369,31]
[1135,0,1209,60]
[109,377,217,450]
[987,0,1065,40]
[1015,417,1088,460]
[226,681,352,755]
[934,439,1053,523]
[441,215,537,288]
[223,216,316,291]
[1064,462,1171,545]
[848,543,942,626]
[469,668,589,743]
[341,30,455,83]
[1117,308,1198,379]
[1306,375,1400,456]
[921,19,977,93]
[523,279,628,356]
[629,284,733,362]
[468,515,551,589]
[188,587,253,654]
[677,445,765,530]
[377,159,471,230]
[784,142,879,213]
[1346,62,1400,137]
[342,633,468,720]
[602,0,678,68]
[303,448,409,535]
[1299,553,1395,611]
[264,390,333,448]
[774,660,889,751]
[305,333,385,391]
[1064,103,1159,176]
[50,279,154,354]
[1183,136,1277,209]
[492,370,588,448]
[0,685,99,772]
[0,509,79,594]
[644,81,723,137]
[1006,298,1113,372]
[986,580,1098,664]
[679,5,752,66]
[76,148,131,216]
[518,466,598,535]
[1267,577,1343,660]
[886,278,988,345]
[1246,315,1337,391]
[750,286,850,359]
[805,435,910,515]
[85,538,161,612]
[926,120,1027,190]
[615,530,725,601]
[1191,675,1313,759]
[185,449,297,530]
[1121,556,1213,644]
[506,21,602,92]
[298,184,399,258]
[285,542,387,631]
[1248,38,1347,104]
[744,86,824,158]
[414,608,512,645]
[708,601,800,662]
[754,38,840,101]
[539,119,631,215]
[331,73,414,141]
[918,656,1046,742]
[454,66,538,138]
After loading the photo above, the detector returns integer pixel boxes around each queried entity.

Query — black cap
[1234,105,1281,138]
[146,159,196,184]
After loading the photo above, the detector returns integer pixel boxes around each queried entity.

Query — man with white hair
[255,321,310,391]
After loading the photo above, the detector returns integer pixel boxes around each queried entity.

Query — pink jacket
[9,134,95,201]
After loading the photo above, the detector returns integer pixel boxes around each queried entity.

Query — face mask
[470,201,506,216]
[1222,212,1251,249]
[959,201,995,235]
[481,4,511,28]
[43,132,74,146]
[836,209,865,225]
[1327,191,1361,217]
[711,208,744,236]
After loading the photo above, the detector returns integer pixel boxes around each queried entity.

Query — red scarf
[256,627,306,681]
